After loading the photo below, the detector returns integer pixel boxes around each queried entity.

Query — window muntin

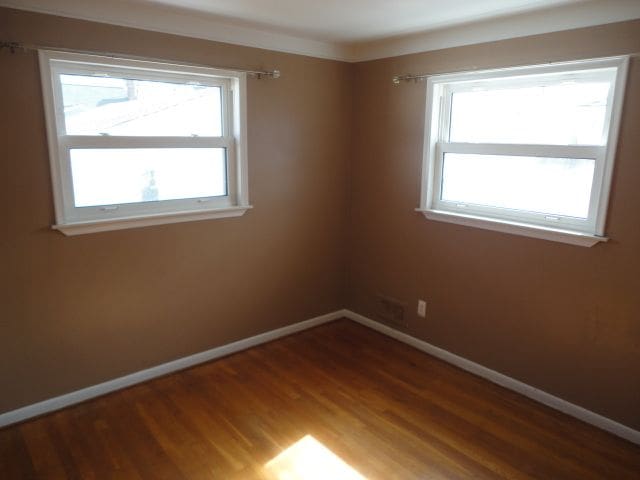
[421,57,629,242]
[39,51,249,233]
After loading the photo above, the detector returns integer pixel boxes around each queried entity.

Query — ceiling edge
[1,0,639,63]
[349,0,640,62]
[0,0,352,61]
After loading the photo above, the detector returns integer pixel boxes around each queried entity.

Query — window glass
[70,148,227,207]
[60,74,223,137]
[441,153,595,218]
[449,75,612,145]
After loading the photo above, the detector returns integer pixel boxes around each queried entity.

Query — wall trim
[0,310,344,428]
[342,309,640,445]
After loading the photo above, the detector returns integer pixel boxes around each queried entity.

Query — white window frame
[418,56,629,247]
[39,50,251,236]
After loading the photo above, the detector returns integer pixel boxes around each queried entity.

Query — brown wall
[0,8,352,413]
[348,20,640,430]
[2,6,639,432]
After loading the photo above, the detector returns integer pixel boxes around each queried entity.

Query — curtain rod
[392,53,640,85]
[0,41,280,79]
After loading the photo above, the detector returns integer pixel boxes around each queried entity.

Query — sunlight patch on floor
[264,435,367,480]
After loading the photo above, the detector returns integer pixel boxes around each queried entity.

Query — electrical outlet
[417,300,427,318]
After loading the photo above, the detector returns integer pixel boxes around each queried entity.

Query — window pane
[441,153,595,218]
[70,148,227,207]
[61,75,222,137]
[449,77,612,145]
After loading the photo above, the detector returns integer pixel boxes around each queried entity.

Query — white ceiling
[143,0,582,43]
[2,0,640,61]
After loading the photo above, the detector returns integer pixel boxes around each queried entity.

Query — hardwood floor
[1,319,639,479]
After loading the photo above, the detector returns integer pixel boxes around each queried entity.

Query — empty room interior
[1,0,640,478]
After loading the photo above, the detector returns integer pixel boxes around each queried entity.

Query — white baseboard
[342,309,640,445]
[3,309,638,446]
[0,310,344,428]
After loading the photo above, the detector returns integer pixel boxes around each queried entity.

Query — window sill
[416,208,608,247]
[53,205,253,236]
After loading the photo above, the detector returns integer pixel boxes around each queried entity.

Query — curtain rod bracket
[248,69,280,80]
[392,74,427,85]
[1,41,24,54]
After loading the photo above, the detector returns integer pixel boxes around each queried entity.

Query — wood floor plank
[2,319,639,479]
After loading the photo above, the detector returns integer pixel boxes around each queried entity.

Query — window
[419,56,629,246]
[39,51,250,235]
